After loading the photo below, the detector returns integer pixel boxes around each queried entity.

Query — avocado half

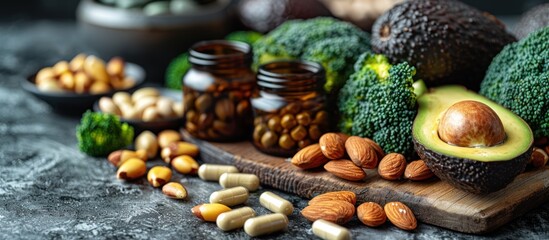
[413,86,533,194]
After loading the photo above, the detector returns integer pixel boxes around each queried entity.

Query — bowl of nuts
[21,54,145,115]
[94,87,184,133]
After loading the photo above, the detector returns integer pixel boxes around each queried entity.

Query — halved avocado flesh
[413,85,533,194]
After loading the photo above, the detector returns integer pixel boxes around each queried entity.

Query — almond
[404,160,434,181]
[324,160,366,181]
[301,200,355,224]
[308,191,356,206]
[357,202,386,227]
[345,136,378,169]
[363,137,385,159]
[530,147,549,168]
[319,133,346,159]
[291,144,329,169]
[384,202,417,231]
[378,153,406,180]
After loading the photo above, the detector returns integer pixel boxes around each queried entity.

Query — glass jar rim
[257,60,324,81]
[189,40,251,66]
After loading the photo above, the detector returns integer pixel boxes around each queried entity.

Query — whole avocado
[371,0,516,90]
[514,3,549,39]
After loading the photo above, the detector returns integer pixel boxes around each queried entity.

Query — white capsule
[198,164,239,181]
[312,219,351,240]
[216,207,256,231]
[244,213,288,237]
[219,173,260,192]
[259,191,293,216]
[210,186,249,206]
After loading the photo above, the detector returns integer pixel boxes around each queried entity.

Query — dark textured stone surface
[1,20,549,239]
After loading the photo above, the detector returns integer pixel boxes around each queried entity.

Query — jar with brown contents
[251,61,329,157]
[183,40,255,141]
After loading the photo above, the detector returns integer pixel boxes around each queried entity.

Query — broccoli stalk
[76,111,134,157]
[480,27,549,139]
[338,53,424,159]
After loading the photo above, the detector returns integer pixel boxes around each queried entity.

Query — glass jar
[251,60,330,157]
[182,40,255,141]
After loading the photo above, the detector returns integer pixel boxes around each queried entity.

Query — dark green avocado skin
[413,139,531,194]
[371,0,516,90]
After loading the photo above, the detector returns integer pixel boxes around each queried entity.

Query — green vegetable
[253,17,371,93]
[479,27,549,138]
[76,111,134,157]
[165,52,190,90]
[338,53,423,158]
[225,31,263,45]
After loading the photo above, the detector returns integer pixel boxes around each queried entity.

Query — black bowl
[94,87,183,134]
[21,62,145,115]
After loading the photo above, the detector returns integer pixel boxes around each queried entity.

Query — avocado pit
[438,100,506,148]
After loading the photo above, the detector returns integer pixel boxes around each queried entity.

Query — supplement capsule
[210,186,249,206]
[244,213,288,237]
[198,164,239,181]
[312,219,351,240]
[259,191,294,216]
[219,173,260,191]
[216,207,256,231]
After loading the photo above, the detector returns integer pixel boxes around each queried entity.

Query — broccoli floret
[338,53,421,158]
[302,36,370,93]
[479,27,549,138]
[225,31,263,45]
[165,52,190,90]
[254,17,371,94]
[76,111,134,157]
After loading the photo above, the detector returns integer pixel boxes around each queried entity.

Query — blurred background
[1,0,547,83]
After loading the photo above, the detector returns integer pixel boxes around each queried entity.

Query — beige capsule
[99,97,121,116]
[162,182,187,199]
[198,164,239,181]
[116,158,147,180]
[135,131,158,158]
[216,207,256,231]
[84,55,109,83]
[69,53,86,72]
[108,149,147,167]
[244,213,288,237]
[147,166,172,187]
[219,173,260,192]
[158,130,181,149]
[132,87,160,103]
[259,191,294,216]
[312,219,351,240]
[209,186,249,206]
[171,155,199,174]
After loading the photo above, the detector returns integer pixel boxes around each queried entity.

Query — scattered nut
[308,191,356,206]
[116,158,147,180]
[357,202,386,227]
[135,131,158,158]
[378,153,407,180]
[384,202,417,231]
[345,136,378,169]
[319,133,346,159]
[404,160,434,181]
[171,155,199,174]
[324,160,366,181]
[108,149,147,167]
[291,144,329,169]
[162,182,187,199]
[158,130,182,149]
[147,166,172,187]
[301,200,355,224]
[192,203,232,222]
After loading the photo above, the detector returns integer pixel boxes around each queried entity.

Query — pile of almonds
[34,54,135,93]
[291,132,435,182]
[301,191,417,231]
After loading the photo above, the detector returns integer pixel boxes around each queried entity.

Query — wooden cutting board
[182,131,549,234]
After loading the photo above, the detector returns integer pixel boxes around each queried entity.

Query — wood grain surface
[182,131,549,234]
